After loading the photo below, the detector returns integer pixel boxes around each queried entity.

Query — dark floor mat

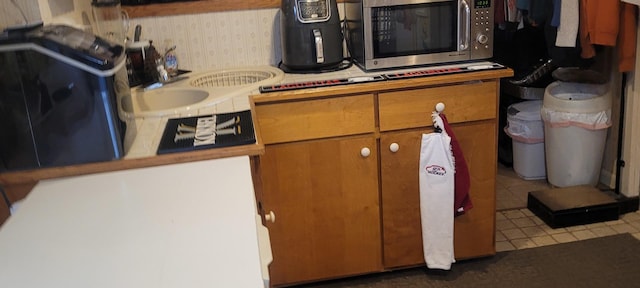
[295,234,640,288]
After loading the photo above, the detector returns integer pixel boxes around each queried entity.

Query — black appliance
[0,24,132,172]
[280,0,344,72]
[121,0,196,4]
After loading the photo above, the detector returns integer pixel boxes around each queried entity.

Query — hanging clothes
[527,0,549,26]
[495,0,506,25]
[618,3,638,72]
[579,0,637,72]
[419,112,455,270]
[440,114,473,216]
[550,0,561,27]
[556,0,579,48]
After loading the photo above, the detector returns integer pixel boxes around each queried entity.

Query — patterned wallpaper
[0,0,41,29]
[1,2,345,72]
[128,9,282,72]
[127,4,346,72]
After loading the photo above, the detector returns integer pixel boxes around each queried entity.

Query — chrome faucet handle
[155,58,169,82]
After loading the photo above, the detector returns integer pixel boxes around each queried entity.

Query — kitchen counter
[250,63,513,285]
[0,61,512,287]
[0,60,509,187]
[0,61,512,222]
[0,92,262,187]
[0,156,269,288]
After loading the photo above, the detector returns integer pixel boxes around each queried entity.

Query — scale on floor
[527,186,620,228]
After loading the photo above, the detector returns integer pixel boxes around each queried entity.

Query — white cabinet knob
[360,147,371,158]
[389,143,399,153]
[435,102,445,113]
[265,211,276,223]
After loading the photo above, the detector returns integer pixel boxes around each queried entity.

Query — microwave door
[459,0,470,52]
[363,0,471,70]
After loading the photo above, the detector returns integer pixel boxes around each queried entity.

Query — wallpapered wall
[0,0,282,71]
[128,3,346,72]
[1,1,346,72]
[128,9,282,71]
[0,0,41,29]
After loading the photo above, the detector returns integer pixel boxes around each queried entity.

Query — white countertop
[0,156,268,288]
[123,95,252,159]
[123,61,500,158]
[278,60,501,83]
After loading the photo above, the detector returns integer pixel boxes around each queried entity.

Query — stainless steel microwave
[345,0,494,71]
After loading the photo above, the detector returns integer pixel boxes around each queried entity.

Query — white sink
[120,66,284,119]
[137,88,209,112]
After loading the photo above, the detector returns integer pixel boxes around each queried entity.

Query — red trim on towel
[441,114,473,216]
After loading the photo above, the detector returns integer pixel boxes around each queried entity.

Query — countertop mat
[157,110,255,155]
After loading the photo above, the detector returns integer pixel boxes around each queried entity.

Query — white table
[0,156,268,288]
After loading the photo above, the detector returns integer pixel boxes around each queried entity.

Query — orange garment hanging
[579,0,637,72]
[619,2,637,72]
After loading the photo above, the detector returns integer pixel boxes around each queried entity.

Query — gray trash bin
[541,81,611,187]
[505,100,546,180]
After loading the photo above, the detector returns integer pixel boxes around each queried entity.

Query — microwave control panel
[474,0,490,8]
[470,0,493,59]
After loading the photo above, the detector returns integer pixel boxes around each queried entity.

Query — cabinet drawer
[378,81,498,131]
[254,94,375,144]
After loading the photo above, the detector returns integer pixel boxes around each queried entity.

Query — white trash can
[541,81,611,187]
[504,100,546,180]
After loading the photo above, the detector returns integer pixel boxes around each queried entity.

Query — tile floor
[494,162,640,252]
[496,162,551,211]
[495,208,640,252]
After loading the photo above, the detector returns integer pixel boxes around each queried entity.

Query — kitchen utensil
[92,0,130,46]
[280,0,343,72]
[126,40,150,85]
[133,24,142,41]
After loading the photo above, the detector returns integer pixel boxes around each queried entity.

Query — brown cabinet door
[380,121,496,269]
[0,199,9,226]
[259,136,383,286]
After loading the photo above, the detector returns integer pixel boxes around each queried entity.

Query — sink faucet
[154,44,180,83]
[140,43,186,91]
[155,58,170,82]
[140,61,172,91]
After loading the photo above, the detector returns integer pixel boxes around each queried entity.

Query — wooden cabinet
[251,70,510,286]
[253,94,381,286]
[259,136,382,285]
[0,183,36,226]
[378,81,498,268]
[0,197,9,225]
[380,122,497,268]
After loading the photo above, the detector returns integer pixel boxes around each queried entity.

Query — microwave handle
[459,0,470,51]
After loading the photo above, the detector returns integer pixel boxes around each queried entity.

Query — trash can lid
[508,100,543,121]
[552,67,607,84]
[543,81,610,113]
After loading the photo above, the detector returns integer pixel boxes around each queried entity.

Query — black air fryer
[280,0,344,72]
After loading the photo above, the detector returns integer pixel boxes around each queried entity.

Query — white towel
[556,0,579,47]
[419,125,455,270]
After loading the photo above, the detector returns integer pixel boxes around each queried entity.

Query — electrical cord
[615,73,627,195]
